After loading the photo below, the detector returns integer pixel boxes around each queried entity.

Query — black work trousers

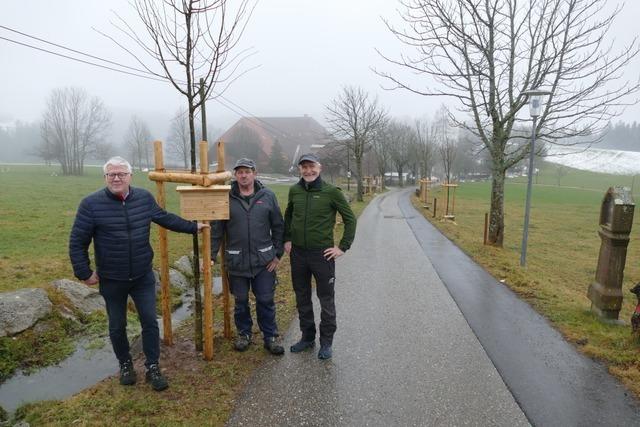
[290,246,336,346]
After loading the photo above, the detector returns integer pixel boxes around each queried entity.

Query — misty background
[1,0,639,166]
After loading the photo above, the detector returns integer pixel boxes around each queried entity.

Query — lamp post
[520,88,551,267]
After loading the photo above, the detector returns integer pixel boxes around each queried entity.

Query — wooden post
[484,212,489,245]
[443,183,458,221]
[216,139,232,339]
[153,141,173,346]
[199,141,208,175]
[217,140,226,172]
[452,185,456,214]
[199,141,214,359]
[433,198,437,218]
[201,224,214,360]
[445,184,451,216]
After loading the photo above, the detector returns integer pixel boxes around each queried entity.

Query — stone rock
[51,279,105,315]
[0,288,52,337]
[173,255,193,277]
[169,268,190,290]
[154,268,191,292]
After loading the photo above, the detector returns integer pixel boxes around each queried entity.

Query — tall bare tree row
[125,116,152,170]
[326,86,388,201]
[40,87,111,176]
[386,120,416,187]
[378,0,640,246]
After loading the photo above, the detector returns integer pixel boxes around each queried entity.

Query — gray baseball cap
[297,153,320,165]
[233,158,256,170]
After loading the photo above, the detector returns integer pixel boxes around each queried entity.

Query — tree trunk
[355,154,364,202]
[488,167,506,246]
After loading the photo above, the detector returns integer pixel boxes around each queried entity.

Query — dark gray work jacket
[211,180,284,278]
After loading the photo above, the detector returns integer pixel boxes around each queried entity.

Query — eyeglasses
[105,172,130,180]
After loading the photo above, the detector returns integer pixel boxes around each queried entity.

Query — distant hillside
[597,121,640,152]
[545,145,640,175]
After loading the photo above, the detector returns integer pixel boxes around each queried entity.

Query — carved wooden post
[588,187,635,321]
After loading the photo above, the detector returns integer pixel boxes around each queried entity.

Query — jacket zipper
[247,196,253,277]
[304,190,310,249]
[122,199,133,280]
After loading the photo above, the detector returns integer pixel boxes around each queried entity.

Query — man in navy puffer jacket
[69,156,207,391]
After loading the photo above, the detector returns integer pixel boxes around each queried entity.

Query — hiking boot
[145,364,168,391]
[290,339,315,353]
[234,334,252,352]
[119,359,137,385]
[318,345,333,360]
[263,337,285,355]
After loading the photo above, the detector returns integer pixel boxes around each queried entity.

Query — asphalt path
[397,188,640,426]
[227,189,528,426]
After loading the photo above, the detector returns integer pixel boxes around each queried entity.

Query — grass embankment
[414,161,640,395]
[0,165,370,425]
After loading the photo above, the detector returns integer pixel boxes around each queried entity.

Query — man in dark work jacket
[211,158,285,355]
[69,156,208,391]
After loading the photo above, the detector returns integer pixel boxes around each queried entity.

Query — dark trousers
[290,247,336,346]
[99,270,159,368]
[230,268,278,343]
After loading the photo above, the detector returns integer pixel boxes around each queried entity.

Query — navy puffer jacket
[69,186,197,281]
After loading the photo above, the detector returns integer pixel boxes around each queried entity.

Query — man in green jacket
[284,153,356,360]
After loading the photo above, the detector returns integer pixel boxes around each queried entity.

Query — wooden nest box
[176,185,231,220]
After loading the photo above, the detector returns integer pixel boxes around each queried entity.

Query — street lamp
[520,88,552,267]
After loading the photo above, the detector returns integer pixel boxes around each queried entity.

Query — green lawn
[417,162,640,397]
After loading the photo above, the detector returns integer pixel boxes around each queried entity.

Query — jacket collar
[231,180,264,198]
[297,176,322,191]
[104,186,134,201]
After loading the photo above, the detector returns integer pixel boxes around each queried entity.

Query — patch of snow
[545,145,640,175]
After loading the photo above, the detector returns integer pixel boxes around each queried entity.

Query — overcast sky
[2,0,640,138]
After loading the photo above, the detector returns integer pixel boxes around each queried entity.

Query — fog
[1,0,639,159]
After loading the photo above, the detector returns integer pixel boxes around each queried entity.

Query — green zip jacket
[284,177,356,251]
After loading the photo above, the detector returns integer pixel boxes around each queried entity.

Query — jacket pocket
[225,249,243,270]
[256,245,275,265]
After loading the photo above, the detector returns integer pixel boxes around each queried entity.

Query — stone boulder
[51,279,105,315]
[154,268,191,292]
[0,288,52,337]
[173,255,193,277]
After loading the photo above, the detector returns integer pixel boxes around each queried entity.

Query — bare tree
[317,141,348,184]
[326,86,388,201]
[371,125,392,190]
[112,0,256,172]
[377,0,640,246]
[94,141,117,164]
[167,108,190,169]
[125,116,152,170]
[40,87,111,176]
[434,107,457,183]
[387,120,416,187]
[414,117,435,179]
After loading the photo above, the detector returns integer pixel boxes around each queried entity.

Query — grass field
[0,164,370,424]
[415,161,640,396]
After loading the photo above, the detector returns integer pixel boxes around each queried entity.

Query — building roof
[219,115,330,167]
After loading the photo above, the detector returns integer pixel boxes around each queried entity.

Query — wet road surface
[227,189,528,426]
[397,188,640,426]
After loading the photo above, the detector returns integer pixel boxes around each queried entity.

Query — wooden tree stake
[153,140,173,346]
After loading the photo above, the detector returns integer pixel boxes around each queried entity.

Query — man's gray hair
[103,156,132,174]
